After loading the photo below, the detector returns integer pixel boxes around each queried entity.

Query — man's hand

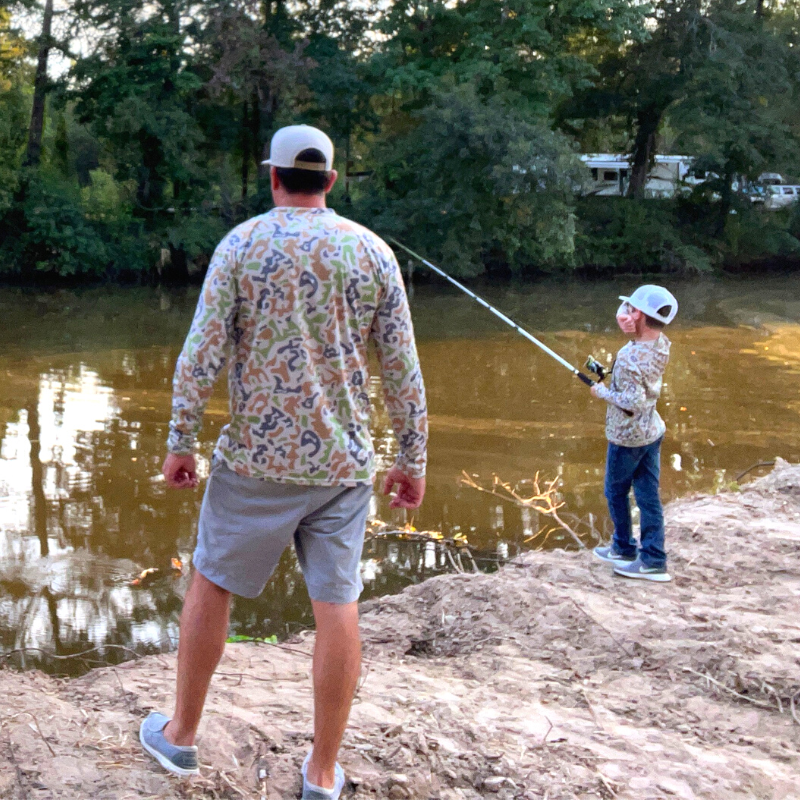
[590,383,602,399]
[162,453,199,489]
[383,466,425,509]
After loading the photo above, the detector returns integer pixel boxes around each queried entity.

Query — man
[139,124,428,800]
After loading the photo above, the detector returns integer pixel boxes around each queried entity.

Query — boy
[591,285,678,582]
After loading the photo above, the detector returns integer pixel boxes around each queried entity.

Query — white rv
[580,154,700,198]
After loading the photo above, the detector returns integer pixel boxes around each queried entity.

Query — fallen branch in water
[736,461,776,482]
[365,520,478,573]
[461,471,587,550]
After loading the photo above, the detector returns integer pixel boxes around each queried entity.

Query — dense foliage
[1,0,799,280]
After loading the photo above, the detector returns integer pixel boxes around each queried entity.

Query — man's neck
[272,191,327,210]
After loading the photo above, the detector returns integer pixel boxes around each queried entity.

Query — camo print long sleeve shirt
[593,334,671,447]
[167,207,428,486]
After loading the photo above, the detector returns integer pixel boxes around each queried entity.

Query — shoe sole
[302,751,345,800]
[139,721,200,777]
[593,552,636,565]
[613,567,672,583]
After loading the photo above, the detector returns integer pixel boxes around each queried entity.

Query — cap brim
[259,159,329,170]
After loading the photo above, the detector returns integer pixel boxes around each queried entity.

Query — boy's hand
[616,309,638,335]
[590,384,602,399]
[162,453,199,489]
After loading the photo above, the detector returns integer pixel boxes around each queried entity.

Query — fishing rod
[390,238,633,417]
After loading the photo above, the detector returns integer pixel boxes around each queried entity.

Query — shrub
[574,197,713,275]
[0,170,149,279]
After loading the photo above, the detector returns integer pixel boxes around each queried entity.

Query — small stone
[657,778,696,799]
[389,773,409,785]
[483,776,510,792]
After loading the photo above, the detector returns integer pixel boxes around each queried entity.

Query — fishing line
[391,238,633,416]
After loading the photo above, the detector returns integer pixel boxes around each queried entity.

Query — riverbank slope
[2,462,799,800]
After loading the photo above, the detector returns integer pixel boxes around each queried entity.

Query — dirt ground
[1,461,799,800]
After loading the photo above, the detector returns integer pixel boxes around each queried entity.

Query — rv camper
[580,155,699,198]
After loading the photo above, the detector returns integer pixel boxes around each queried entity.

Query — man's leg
[632,439,667,569]
[604,443,640,557]
[305,599,361,790]
[164,571,232,746]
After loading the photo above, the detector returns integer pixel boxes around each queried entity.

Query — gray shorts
[193,462,372,603]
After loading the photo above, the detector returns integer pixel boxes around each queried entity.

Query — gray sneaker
[613,557,671,583]
[302,751,345,800]
[593,545,636,565]
[139,712,199,776]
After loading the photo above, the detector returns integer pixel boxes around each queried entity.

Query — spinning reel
[585,356,609,382]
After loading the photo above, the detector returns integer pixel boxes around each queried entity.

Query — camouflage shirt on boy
[167,207,428,486]
[594,334,671,447]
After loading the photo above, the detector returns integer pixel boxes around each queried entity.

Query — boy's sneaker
[613,558,671,583]
[139,712,199,776]
[302,751,345,800]
[593,545,636,565]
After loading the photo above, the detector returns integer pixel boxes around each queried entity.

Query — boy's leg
[604,443,639,558]
[632,438,666,569]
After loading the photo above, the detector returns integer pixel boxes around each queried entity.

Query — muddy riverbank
[1,461,799,799]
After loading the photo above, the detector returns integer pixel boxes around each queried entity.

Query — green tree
[375,0,646,116]
[671,0,800,234]
[559,0,707,198]
[199,0,311,210]
[0,5,30,212]
[363,85,584,275]
[359,0,647,274]
[69,0,211,277]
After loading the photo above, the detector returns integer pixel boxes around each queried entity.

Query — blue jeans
[604,437,666,569]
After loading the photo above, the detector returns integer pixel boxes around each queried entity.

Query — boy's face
[616,302,641,335]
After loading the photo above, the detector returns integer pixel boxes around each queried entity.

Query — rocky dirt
[1,461,799,800]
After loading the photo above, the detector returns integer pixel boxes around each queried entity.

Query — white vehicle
[764,184,800,210]
[757,172,784,186]
[580,154,701,198]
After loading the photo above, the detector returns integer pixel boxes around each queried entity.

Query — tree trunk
[24,0,54,167]
[627,105,663,200]
[241,100,250,203]
[716,171,735,238]
[136,133,166,216]
[166,243,190,283]
[26,398,49,558]
[250,90,262,180]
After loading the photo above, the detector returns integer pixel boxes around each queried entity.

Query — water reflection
[1,276,799,673]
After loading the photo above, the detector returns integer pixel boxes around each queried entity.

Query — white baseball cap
[619,285,678,324]
[261,125,334,171]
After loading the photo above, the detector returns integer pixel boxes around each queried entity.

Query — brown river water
[1,276,799,673]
